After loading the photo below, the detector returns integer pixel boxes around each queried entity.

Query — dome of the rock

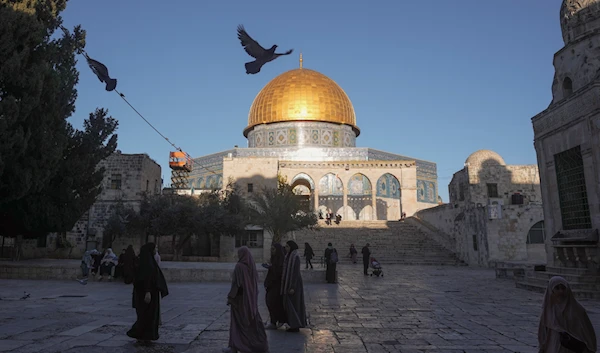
[244,66,359,137]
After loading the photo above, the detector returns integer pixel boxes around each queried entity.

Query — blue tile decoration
[416,179,437,203]
[288,128,297,144]
[311,130,320,144]
[376,173,400,198]
[318,173,343,196]
[348,173,372,196]
[247,122,357,148]
[268,132,275,146]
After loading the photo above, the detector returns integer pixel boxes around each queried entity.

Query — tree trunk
[171,233,177,260]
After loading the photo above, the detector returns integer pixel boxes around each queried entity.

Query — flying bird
[85,54,117,91]
[237,25,293,74]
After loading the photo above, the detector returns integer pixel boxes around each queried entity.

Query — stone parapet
[0,260,330,283]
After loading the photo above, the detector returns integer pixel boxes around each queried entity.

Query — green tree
[248,175,317,243]
[0,1,118,238]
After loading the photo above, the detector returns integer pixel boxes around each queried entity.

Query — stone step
[520,276,600,291]
[515,280,600,299]
[292,220,463,268]
[545,266,600,276]
[532,270,600,284]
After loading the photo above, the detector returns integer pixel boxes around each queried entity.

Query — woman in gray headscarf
[281,240,307,333]
[223,246,269,353]
[538,276,596,353]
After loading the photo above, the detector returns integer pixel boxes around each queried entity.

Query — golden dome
[244,64,359,137]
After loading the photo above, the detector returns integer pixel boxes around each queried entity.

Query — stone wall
[19,153,161,260]
[415,203,545,267]
[414,205,489,266]
[486,205,545,263]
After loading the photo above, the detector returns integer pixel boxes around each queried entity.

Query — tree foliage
[247,175,317,243]
[0,1,118,237]
[108,183,247,258]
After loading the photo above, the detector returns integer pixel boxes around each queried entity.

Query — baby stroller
[369,257,383,277]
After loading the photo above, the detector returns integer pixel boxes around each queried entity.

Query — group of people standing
[115,241,598,353]
[223,241,307,353]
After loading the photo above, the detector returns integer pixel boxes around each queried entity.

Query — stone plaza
[1,264,599,353]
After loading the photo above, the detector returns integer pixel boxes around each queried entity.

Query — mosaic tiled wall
[376,173,401,198]
[318,173,344,195]
[348,173,372,196]
[247,122,356,148]
[417,179,438,203]
[368,149,438,204]
[188,150,232,190]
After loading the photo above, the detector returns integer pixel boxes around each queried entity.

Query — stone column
[372,184,378,220]
[343,187,349,220]
[313,187,319,213]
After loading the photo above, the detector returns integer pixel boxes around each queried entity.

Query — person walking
[303,242,314,269]
[264,243,286,330]
[281,241,307,333]
[126,243,169,346]
[324,243,338,284]
[361,243,371,276]
[223,246,269,353]
[349,244,358,264]
[538,276,596,353]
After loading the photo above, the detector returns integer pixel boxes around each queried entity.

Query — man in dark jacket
[361,243,371,275]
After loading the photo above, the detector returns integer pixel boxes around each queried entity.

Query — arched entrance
[291,173,315,212]
[376,173,401,220]
[347,173,373,220]
[318,173,344,217]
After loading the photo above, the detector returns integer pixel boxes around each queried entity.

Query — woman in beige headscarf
[538,276,597,353]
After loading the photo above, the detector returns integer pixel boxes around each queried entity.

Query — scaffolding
[169,151,193,189]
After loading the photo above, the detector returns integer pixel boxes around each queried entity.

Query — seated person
[99,248,119,281]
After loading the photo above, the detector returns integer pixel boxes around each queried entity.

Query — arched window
[527,221,546,244]
[563,77,573,98]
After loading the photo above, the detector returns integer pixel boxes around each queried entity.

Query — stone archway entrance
[291,173,315,212]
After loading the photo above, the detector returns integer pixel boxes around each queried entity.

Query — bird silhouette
[237,25,293,74]
[85,54,117,91]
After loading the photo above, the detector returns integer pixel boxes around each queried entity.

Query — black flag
[85,54,117,91]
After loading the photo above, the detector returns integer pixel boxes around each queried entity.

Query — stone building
[531,0,600,272]
[18,152,161,259]
[175,55,440,261]
[413,150,544,267]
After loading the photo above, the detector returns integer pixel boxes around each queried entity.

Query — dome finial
[299,52,303,69]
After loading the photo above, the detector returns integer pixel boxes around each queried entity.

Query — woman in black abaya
[127,242,169,345]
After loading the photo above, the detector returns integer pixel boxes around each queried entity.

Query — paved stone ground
[0,264,598,353]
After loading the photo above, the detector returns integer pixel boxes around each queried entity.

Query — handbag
[559,332,586,353]
[329,250,338,264]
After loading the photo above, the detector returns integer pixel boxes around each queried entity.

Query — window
[511,193,524,205]
[563,77,573,98]
[487,183,499,198]
[146,180,149,192]
[235,230,262,248]
[110,174,122,190]
[554,146,592,230]
[527,221,546,244]
[36,235,47,248]
[459,184,465,201]
[472,234,478,251]
[247,183,254,193]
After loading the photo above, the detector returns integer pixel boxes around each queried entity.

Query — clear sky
[61,0,564,202]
